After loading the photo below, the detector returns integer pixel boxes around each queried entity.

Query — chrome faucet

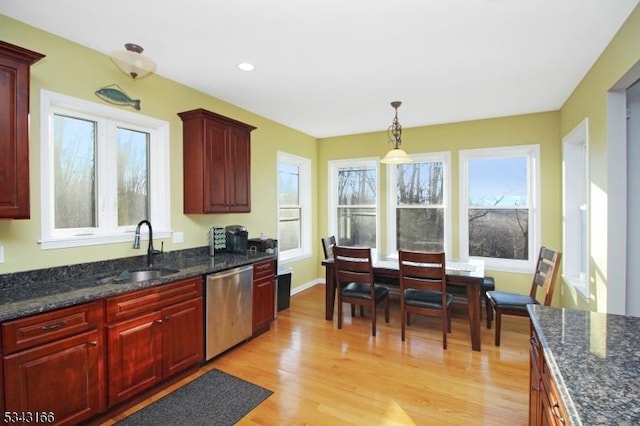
[133,220,162,267]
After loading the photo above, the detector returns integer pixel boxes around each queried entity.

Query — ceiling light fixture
[381,101,412,164]
[110,43,157,80]
[238,62,255,71]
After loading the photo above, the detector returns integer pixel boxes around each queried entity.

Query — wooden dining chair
[399,250,453,349]
[332,246,390,336]
[321,235,336,260]
[486,246,562,346]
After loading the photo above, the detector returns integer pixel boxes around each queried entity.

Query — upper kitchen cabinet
[0,41,44,219]
[178,108,256,214]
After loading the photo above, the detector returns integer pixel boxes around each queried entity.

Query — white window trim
[277,151,312,262]
[562,118,590,300]
[328,157,381,261]
[459,144,541,273]
[386,151,452,259]
[39,90,171,250]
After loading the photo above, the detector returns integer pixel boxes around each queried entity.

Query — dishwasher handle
[207,264,253,281]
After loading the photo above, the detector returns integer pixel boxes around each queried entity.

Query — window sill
[278,250,311,264]
[562,274,589,300]
[40,230,172,250]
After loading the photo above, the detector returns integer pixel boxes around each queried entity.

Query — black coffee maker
[225,225,248,253]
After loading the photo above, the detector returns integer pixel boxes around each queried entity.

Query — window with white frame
[459,145,540,272]
[40,90,171,249]
[562,119,589,298]
[328,158,379,258]
[386,152,451,258]
[277,151,311,261]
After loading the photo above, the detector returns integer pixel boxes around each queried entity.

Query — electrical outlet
[172,232,184,244]
[0,245,4,263]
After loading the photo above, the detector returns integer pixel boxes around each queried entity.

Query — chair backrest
[321,235,337,260]
[333,246,375,295]
[529,246,562,306]
[398,250,447,295]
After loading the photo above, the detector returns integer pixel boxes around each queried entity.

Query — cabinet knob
[164,316,170,322]
[87,341,98,347]
[155,319,163,324]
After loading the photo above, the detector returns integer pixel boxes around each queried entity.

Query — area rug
[116,369,273,426]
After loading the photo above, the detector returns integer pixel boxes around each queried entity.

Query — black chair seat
[482,276,495,291]
[487,290,539,311]
[405,289,453,309]
[342,282,390,301]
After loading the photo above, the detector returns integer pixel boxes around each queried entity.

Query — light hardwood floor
[103,284,531,425]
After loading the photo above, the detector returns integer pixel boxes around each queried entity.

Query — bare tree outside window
[117,128,149,226]
[468,157,529,260]
[53,114,96,229]
[337,166,376,247]
[278,162,301,251]
[395,161,444,251]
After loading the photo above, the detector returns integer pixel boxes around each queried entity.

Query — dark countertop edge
[528,305,583,426]
[0,248,276,323]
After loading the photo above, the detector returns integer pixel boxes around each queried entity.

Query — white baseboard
[291,278,324,296]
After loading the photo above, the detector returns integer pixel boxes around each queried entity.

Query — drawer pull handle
[551,402,566,423]
[156,319,163,324]
[87,341,98,347]
[42,321,67,331]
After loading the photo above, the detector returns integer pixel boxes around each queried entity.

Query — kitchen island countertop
[528,304,640,425]
[0,247,276,322]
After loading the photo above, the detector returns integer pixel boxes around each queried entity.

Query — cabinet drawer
[106,277,203,323]
[2,300,104,354]
[542,358,570,425]
[253,259,275,280]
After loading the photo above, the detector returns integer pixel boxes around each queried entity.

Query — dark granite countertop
[0,247,276,322]
[528,304,640,425]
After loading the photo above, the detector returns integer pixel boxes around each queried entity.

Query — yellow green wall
[0,14,319,289]
[559,4,640,311]
[317,112,562,296]
[2,2,639,314]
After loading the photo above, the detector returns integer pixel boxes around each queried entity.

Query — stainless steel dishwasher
[205,265,253,360]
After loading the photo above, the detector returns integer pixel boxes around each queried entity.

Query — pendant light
[110,43,157,80]
[381,101,412,164]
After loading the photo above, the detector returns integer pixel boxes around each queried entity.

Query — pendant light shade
[110,43,157,80]
[381,101,412,164]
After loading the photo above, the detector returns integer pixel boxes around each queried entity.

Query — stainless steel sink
[97,267,179,284]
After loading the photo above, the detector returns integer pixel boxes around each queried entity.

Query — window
[328,158,380,259]
[277,152,311,261]
[40,90,170,249]
[459,145,540,272]
[563,119,589,298]
[386,152,451,258]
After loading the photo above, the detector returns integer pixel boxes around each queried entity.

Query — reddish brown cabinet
[252,259,276,334]
[2,301,105,426]
[105,277,203,406]
[178,108,256,214]
[530,325,571,426]
[0,41,44,219]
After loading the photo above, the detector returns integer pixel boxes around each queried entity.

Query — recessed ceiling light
[238,62,255,72]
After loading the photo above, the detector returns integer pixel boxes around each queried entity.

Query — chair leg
[338,296,343,330]
[442,311,448,350]
[351,304,355,317]
[494,310,502,346]
[447,305,452,333]
[486,298,493,329]
[371,303,377,336]
[401,308,406,341]
[384,296,390,323]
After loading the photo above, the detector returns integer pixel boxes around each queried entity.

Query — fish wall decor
[95,84,141,110]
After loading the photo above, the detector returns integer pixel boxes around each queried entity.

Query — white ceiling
[1,0,638,138]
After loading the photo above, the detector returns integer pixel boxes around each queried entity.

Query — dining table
[322,257,485,351]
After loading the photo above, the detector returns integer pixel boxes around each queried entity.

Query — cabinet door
[228,126,251,212]
[203,118,232,212]
[0,42,44,219]
[162,298,203,377]
[107,311,162,405]
[529,343,542,426]
[4,329,104,426]
[253,277,275,333]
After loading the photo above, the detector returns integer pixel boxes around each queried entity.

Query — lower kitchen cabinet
[529,325,570,426]
[106,277,203,406]
[2,301,105,426]
[252,259,276,334]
